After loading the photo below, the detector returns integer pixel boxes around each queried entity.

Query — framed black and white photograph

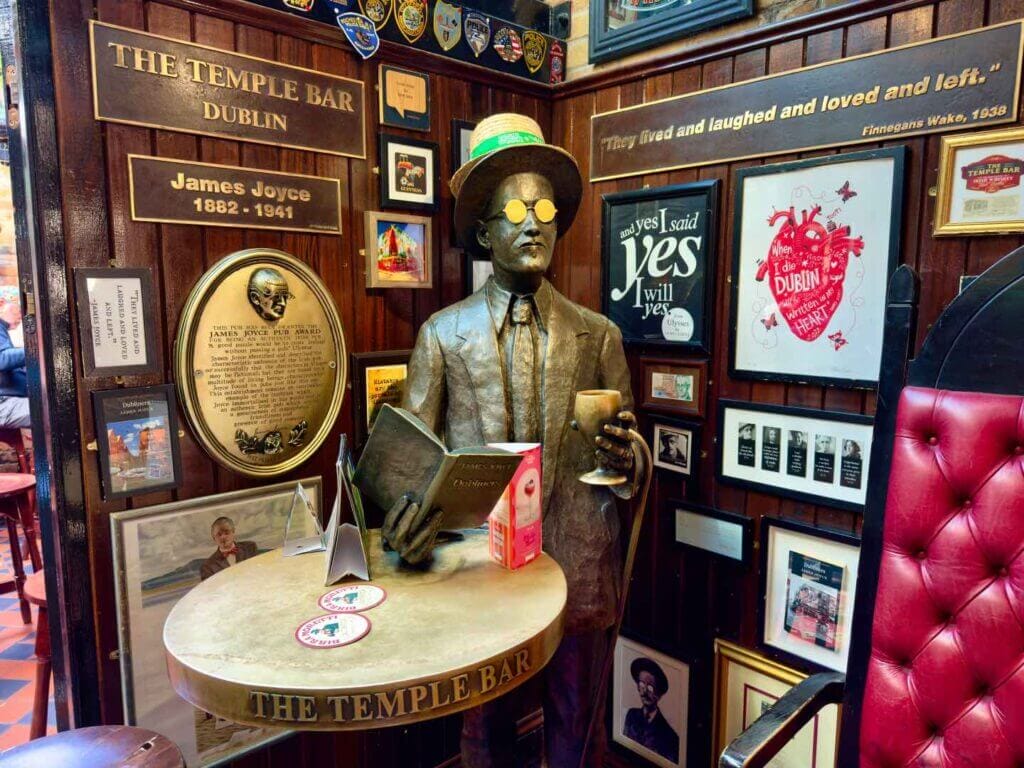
[652,418,700,477]
[378,133,439,212]
[464,251,494,297]
[717,400,874,511]
[74,267,160,378]
[613,635,689,768]
[730,147,906,389]
[92,384,183,500]
[672,501,752,565]
[111,479,320,765]
[590,0,754,64]
[351,349,412,448]
[758,517,861,673]
[602,181,718,353]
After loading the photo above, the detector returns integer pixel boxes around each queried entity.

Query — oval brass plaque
[175,249,346,477]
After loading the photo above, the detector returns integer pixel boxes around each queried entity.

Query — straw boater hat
[451,113,582,257]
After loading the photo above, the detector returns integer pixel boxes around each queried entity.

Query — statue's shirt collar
[484,276,552,334]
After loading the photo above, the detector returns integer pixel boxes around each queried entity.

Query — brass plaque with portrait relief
[175,249,346,477]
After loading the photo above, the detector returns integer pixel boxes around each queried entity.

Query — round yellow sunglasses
[486,198,558,225]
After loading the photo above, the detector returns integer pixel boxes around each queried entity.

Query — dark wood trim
[556,0,935,98]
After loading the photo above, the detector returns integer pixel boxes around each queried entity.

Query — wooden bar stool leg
[30,602,49,740]
[17,494,41,572]
[5,512,30,624]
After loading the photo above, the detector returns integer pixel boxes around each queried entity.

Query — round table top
[0,725,184,768]
[0,473,34,498]
[164,529,566,731]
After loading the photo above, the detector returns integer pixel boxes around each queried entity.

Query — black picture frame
[74,267,160,378]
[351,349,413,448]
[589,0,753,64]
[669,500,752,565]
[378,132,440,213]
[92,384,183,500]
[601,181,718,354]
[729,147,906,389]
[378,64,431,132]
[450,120,477,246]
[716,399,874,513]
[756,516,861,674]
[463,251,494,297]
[651,416,701,479]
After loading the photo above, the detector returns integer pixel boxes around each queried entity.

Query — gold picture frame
[712,639,839,768]
[364,211,433,289]
[934,126,1024,236]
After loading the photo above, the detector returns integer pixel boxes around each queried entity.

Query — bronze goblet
[573,389,628,486]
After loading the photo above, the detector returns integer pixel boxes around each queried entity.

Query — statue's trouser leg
[542,629,611,768]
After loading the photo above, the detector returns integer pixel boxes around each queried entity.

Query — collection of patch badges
[285,0,563,82]
[295,583,388,649]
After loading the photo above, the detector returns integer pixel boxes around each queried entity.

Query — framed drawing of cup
[365,211,433,289]
[641,359,705,417]
[730,147,905,389]
[378,133,439,212]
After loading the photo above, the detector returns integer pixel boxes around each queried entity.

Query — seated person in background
[0,285,28,429]
[200,516,258,580]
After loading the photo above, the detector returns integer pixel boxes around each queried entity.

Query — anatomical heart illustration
[732,149,904,387]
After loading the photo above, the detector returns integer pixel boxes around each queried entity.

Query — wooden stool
[0,725,185,767]
[0,474,38,623]
[24,571,48,740]
[0,430,39,569]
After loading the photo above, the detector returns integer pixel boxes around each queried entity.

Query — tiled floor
[0,534,55,751]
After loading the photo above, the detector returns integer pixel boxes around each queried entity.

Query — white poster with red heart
[732,148,904,387]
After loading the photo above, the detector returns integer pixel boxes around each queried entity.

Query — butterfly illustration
[836,181,857,202]
[828,330,848,350]
[761,312,778,330]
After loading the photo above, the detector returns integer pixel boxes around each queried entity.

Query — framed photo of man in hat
[613,636,689,768]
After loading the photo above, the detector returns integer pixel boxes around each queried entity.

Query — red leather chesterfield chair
[720,252,1024,768]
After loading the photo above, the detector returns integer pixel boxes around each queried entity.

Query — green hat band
[470,130,543,160]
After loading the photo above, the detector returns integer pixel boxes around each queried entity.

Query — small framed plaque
[641,358,706,417]
[672,502,751,564]
[351,349,412,447]
[75,268,159,378]
[379,64,430,132]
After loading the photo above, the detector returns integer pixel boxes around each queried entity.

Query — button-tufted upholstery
[860,386,1024,767]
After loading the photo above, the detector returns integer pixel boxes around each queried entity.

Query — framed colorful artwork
[730,147,906,389]
[92,384,183,500]
[717,400,874,512]
[110,479,320,766]
[712,639,839,768]
[464,251,494,296]
[758,517,861,673]
[589,0,753,64]
[671,501,752,565]
[601,181,719,353]
[74,268,160,378]
[934,126,1024,235]
[378,133,439,212]
[364,211,433,289]
[652,417,700,477]
[351,349,412,447]
[378,64,430,132]
[641,358,706,417]
[612,635,689,768]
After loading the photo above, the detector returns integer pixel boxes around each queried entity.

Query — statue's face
[477,172,557,276]
[248,268,291,321]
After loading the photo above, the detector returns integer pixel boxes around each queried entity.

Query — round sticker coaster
[295,612,370,649]
[318,584,387,613]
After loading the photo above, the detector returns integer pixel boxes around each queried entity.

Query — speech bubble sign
[384,69,427,119]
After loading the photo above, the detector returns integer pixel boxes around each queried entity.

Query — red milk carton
[486,443,542,570]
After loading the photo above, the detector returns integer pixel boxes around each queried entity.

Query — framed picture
[934,126,1024,235]
[641,358,705,417]
[351,349,412,447]
[364,211,433,289]
[378,64,430,132]
[602,181,718,353]
[730,147,906,389]
[464,251,494,296]
[612,635,689,768]
[712,639,839,767]
[378,133,439,212]
[110,479,320,766]
[671,501,752,565]
[451,118,476,172]
[92,384,183,500]
[759,517,860,673]
[74,267,159,377]
[717,400,874,512]
[652,418,700,477]
[589,0,753,64]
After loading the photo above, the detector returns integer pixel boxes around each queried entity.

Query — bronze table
[163,529,566,730]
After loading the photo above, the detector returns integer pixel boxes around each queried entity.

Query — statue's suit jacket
[403,279,634,633]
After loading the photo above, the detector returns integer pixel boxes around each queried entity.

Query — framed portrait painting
[652,418,700,477]
[74,267,159,378]
[712,639,839,768]
[351,349,412,447]
[731,147,906,389]
[613,635,689,768]
[365,211,433,289]
[934,126,1024,235]
[378,133,439,212]
[641,359,705,417]
[758,517,861,673]
[110,479,321,766]
[602,181,718,353]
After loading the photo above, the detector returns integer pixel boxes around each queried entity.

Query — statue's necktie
[510,297,539,442]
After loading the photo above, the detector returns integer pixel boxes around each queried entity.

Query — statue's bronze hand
[381,494,445,564]
[595,410,636,471]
